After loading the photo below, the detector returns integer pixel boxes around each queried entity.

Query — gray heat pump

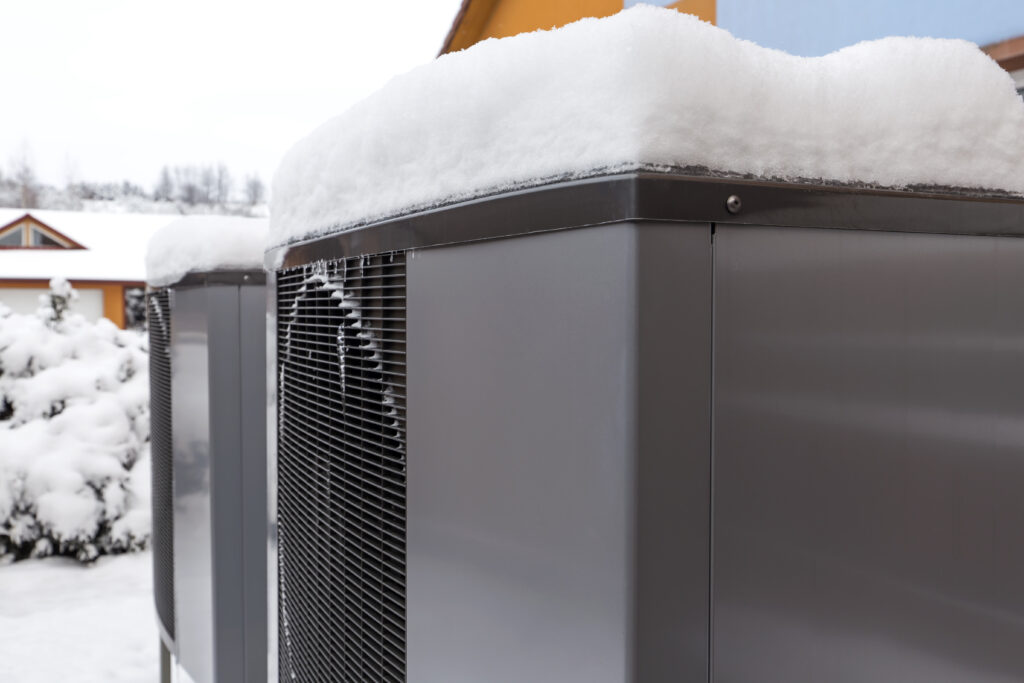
[148,270,267,683]
[267,173,1024,683]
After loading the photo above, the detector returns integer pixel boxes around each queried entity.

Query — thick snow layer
[0,208,178,282]
[146,215,269,286]
[0,552,157,682]
[0,285,150,562]
[271,6,1024,246]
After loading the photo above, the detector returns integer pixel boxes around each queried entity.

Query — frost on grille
[276,253,407,682]
[148,289,175,640]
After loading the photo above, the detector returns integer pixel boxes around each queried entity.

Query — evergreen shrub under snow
[0,279,150,563]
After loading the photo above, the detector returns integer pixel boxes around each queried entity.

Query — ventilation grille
[277,253,407,682]
[148,289,175,641]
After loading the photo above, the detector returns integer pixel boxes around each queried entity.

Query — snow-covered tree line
[0,152,266,216]
[152,164,265,207]
[0,280,150,563]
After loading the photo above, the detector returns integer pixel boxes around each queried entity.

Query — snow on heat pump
[266,8,1024,683]
[146,216,269,683]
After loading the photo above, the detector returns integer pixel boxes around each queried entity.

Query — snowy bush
[0,279,150,563]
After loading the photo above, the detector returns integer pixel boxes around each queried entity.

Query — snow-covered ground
[0,551,157,682]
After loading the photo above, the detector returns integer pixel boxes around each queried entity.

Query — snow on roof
[270,5,1024,248]
[145,216,269,286]
[0,209,179,283]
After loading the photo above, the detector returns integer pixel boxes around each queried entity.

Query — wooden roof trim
[0,221,21,240]
[0,278,145,288]
[29,222,81,249]
[0,213,87,250]
[439,0,500,55]
[982,34,1024,73]
[0,213,34,235]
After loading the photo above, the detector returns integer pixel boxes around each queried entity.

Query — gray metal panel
[265,269,280,683]
[407,222,712,682]
[238,284,268,683]
[171,286,215,683]
[633,223,712,682]
[205,283,268,683]
[713,225,1024,683]
[208,285,245,683]
[172,281,267,683]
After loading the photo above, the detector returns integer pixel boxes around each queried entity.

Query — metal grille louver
[148,289,175,640]
[276,252,407,682]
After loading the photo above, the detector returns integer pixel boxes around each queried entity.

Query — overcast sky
[1,0,463,190]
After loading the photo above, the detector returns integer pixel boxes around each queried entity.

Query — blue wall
[717,0,1024,56]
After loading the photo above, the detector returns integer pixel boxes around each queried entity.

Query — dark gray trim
[238,285,268,683]
[152,270,266,290]
[265,268,279,683]
[269,173,1024,267]
[155,619,175,659]
[160,639,172,683]
[208,285,245,683]
[631,223,713,682]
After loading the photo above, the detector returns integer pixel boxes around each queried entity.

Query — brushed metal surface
[238,284,268,683]
[713,225,1024,682]
[208,285,245,683]
[171,286,215,683]
[407,223,712,682]
[171,282,267,683]
[265,269,280,683]
[207,284,268,683]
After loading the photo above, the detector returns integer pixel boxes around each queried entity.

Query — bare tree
[214,163,232,206]
[62,154,80,191]
[244,174,265,206]
[199,166,216,205]
[155,166,174,201]
[10,145,39,209]
[175,166,200,206]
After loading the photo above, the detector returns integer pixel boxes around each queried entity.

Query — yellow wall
[0,280,132,329]
[479,0,621,42]
[444,0,715,53]
[100,283,127,329]
[666,0,715,25]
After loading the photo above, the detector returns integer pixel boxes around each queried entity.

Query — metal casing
[150,271,267,683]
[274,254,409,681]
[405,223,711,681]
[268,173,1024,682]
[712,225,1024,683]
[148,289,175,649]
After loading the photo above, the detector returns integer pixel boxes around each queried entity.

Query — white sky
[0,0,463,190]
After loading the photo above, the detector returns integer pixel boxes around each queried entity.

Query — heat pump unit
[148,268,267,683]
[268,174,1024,683]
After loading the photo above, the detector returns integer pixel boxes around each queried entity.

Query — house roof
[0,213,88,249]
[0,209,182,282]
[983,34,1024,72]
[440,0,490,54]
[438,0,704,55]
[440,0,624,55]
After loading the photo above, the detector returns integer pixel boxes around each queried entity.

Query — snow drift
[270,5,1024,247]
[0,281,150,562]
[146,215,269,286]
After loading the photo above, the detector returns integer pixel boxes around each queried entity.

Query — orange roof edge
[982,34,1024,72]
[440,0,498,55]
[439,0,716,56]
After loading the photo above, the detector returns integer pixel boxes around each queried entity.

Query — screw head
[726,195,742,214]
